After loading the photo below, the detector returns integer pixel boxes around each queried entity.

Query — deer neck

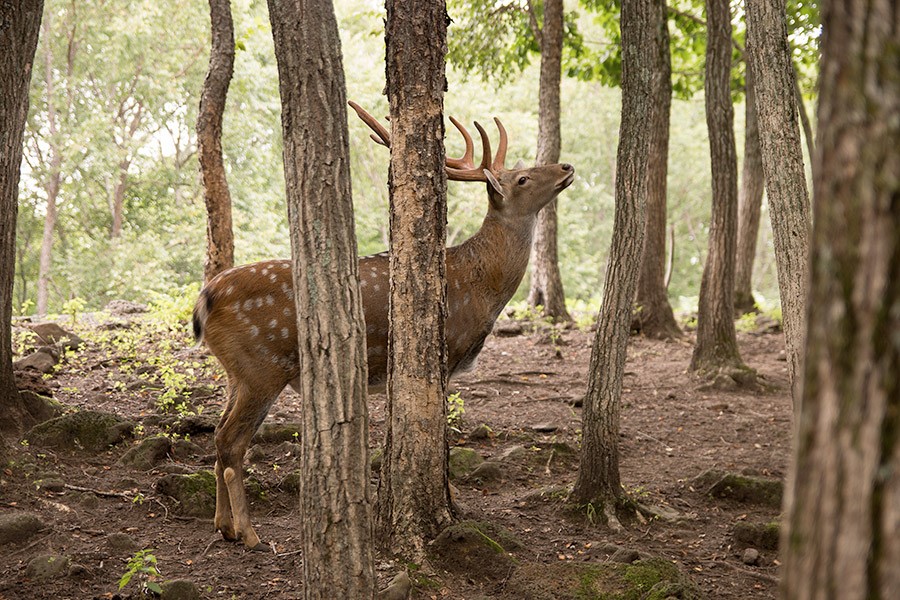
[455,211,537,303]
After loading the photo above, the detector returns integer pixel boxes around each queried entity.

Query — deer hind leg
[214,377,282,549]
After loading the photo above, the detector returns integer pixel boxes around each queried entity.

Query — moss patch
[155,470,217,518]
[505,558,701,600]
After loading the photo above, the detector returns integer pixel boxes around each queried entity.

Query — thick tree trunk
[571,0,652,518]
[733,64,765,316]
[267,0,374,596]
[633,0,680,340]
[198,0,235,283]
[745,0,811,406]
[376,0,453,561]
[780,0,899,595]
[690,0,749,380]
[527,0,571,323]
[0,0,44,435]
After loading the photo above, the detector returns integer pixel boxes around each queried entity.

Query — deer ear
[513,159,525,170]
[484,169,505,198]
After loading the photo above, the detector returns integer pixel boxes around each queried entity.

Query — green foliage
[447,392,466,430]
[118,549,161,595]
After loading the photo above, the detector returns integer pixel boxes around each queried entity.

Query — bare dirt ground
[0,313,791,599]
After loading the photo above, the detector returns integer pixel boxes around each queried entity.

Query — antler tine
[445,116,475,170]
[445,120,494,182]
[348,100,391,148]
[491,117,508,172]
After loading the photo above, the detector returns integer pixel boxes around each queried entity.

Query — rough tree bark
[198,0,235,283]
[570,0,652,521]
[745,0,811,406]
[1,0,44,435]
[376,0,454,560]
[733,63,765,316]
[780,0,899,595]
[633,0,680,340]
[527,0,571,323]
[690,0,751,382]
[267,0,374,596]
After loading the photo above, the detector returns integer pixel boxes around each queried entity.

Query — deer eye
[517,176,528,185]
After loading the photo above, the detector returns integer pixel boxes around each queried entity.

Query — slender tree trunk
[633,0,680,340]
[110,159,129,238]
[733,63,765,316]
[527,0,571,323]
[690,0,750,381]
[780,0,899,595]
[0,0,44,435]
[267,0,374,596]
[36,17,62,317]
[571,0,653,520]
[745,0,811,406]
[198,0,235,283]
[376,0,453,561]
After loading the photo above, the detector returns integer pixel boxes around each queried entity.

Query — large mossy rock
[505,558,702,600]
[26,410,134,453]
[119,436,173,470]
[693,470,783,508]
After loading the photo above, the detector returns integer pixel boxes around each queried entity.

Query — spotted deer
[193,102,575,549]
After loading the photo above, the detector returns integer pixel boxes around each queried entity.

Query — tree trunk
[733,63,765,316]
[376,0,453,560]
[267,0,374,596]
[527,0,571,323]
[110,159,129,239]
[36,16,62,317]
[0,0,44,435]
[198,0,235,283]
[571,0,653,519]
[690,0,749,380]
[780,0,899,595]
[745,0,811,406]
[633,0,680,340]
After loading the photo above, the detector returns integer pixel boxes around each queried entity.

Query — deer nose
[560,163,573,171]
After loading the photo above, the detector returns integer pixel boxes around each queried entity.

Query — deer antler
[348,101,508,183]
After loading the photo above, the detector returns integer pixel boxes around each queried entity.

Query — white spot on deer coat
[250,325,259,337]
[281,328,289,339]
[269,319,278,329]
[266,295,274,305]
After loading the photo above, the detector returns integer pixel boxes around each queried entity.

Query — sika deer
[193,103,575,549]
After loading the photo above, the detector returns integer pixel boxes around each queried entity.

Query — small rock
[493,445,527,462]
[449,447,484,480]
[609,547,641,564]
[172,439,205,460]
[160,578,202,600]
[531,422,559,433]
[470,390,489,398]
[246,444,267,463]
[467,424,492,440]
[25,554,71,581]
[106,532,140,553]
[29,322,84,351]
[35,478,66,493]
[377,571,412,600]
[742,547,760,566]
[105,299,148,315]
[467,461,504,484]
[0,512,45,545]
[493,321,524,337]
[68,563,89,577]
[14,348,58,374]
[118,436,172,470]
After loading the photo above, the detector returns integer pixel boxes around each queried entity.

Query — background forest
[15,0,818,319]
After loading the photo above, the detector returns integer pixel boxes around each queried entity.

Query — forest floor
[0,308,791,599]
